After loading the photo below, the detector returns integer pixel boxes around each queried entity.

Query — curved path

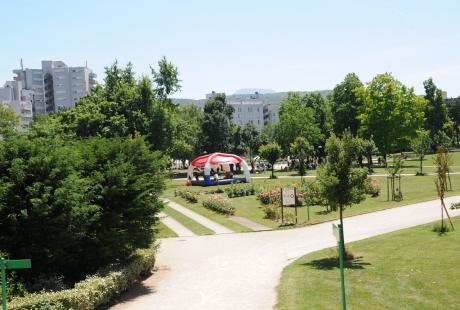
[111,196,460,310]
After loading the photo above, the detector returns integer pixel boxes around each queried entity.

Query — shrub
[262,205,280,220]
[364,178,381,197]
[302,182,324,206]
[258,190,280,205]
[202,195,234,215]
[175,190,198,203]
[0,135,165,284]
[226,184,256,198]
[450,202,460,210]
[9,244,157,310]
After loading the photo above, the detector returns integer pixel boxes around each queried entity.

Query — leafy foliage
[0,134,165,283]
[0,103,19,136]
[290,136,314,177]
[331,73,363,136]
[259,142,282,178]
[200,94,234,153]
[356,73,426,161]
[410,130,431,175]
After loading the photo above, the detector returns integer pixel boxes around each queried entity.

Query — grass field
[276,216,460,310]
[163,174,460,231]
[162,205,215,235]
[155,221,178,238]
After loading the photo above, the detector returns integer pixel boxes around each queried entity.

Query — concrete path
[230,216,271,231]
[158,212,195,237]
[111,196,460,310]
[162,198,234,234]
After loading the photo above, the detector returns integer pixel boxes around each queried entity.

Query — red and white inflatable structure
[187,152,251,186]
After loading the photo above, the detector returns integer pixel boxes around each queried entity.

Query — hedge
[9,244,157,310]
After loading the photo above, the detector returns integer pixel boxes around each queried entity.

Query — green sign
[1,258,31,310]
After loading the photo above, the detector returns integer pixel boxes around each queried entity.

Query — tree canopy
[356,73,426,161]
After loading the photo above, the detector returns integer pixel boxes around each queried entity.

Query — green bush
[202,195,234,215]
[302,182,324,206]
[364,178,381,197]
[226,184,256,198]
[0,134,165,284]
[175,190,198,203]
[450,202,460,210]
[9,245,157,310]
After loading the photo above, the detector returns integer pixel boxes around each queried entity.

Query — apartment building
[3,60,97,117]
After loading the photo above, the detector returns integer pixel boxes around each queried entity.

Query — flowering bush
[262,204,280,220]
[302,182,324,206]
[364,178,380,197]
[258,190,280,205]
[175,189,198,203]
[202,195,235,215]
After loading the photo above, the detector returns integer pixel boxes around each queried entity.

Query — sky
[1,0,459,99]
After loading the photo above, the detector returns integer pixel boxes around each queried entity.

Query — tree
[362,138,377,172]
[331,73,364,136]
[317,133,368,256]
[151,56,182,102]
[275,93,323,154]
[290,136,314,179]
[356,73,426,163]
[434,148,455,232]
[410,130,431,175]
[201,94,234,153]
[0,103,19,136]
[242,122,261,172]
[423,78,453,144]
[0,134,166,282]
[259,142,282,179]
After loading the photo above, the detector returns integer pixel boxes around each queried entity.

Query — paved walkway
[111,196,460,310]
[158,212,195,237]
[230,216,271,231]
[162,198,234,234]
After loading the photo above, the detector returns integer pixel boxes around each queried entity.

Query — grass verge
[276,216,460,310]
[163,205,214,235]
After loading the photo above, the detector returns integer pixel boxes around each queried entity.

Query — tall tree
[275,93,322,155]
[242,122,261,172]
[410,130,431,175]
[317,133,368,255]
[356,73,426,163]
[201,94,234,153]
[424,78,453,143]
[331,73,364,136]
[151,56,182,103]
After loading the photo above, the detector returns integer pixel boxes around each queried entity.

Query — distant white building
[0,81,33,131]
[205,91,279,131]
[2,60,97,118]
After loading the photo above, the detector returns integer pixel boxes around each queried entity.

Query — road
[110,196,460,310]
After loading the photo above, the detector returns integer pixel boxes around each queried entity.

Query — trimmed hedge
[9,244,157,310]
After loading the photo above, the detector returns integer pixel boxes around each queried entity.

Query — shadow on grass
[303,256,371,270]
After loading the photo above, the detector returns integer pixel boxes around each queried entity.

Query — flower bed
[226,184,256,198]
[202,194,235,215]
[174,189,198,203]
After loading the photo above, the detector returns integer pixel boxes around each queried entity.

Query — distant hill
[172,90,332,107]
[233,88,275,95]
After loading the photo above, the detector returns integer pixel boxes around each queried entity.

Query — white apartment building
[4,60,97,117]
[229,92,268,131]
[0,80,33,131]
[205,91,279,131]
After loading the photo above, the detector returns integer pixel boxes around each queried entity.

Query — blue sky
[1,0,459,98]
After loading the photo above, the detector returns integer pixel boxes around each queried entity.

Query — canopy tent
[187,152,251,186]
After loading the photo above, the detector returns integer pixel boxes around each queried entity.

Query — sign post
[281,187,296,224]
[1,258,31,310]
[332,224,347,310]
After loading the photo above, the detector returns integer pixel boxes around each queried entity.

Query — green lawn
[162,205,215,235]
[276,216,460,310]
[165,174,460,230]
[155,221,178,238]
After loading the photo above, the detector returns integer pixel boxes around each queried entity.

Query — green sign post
[332,223,347,310]
[1,258,31,310]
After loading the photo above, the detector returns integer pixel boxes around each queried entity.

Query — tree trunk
[420,157,423,175]
[271,165,274,179]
